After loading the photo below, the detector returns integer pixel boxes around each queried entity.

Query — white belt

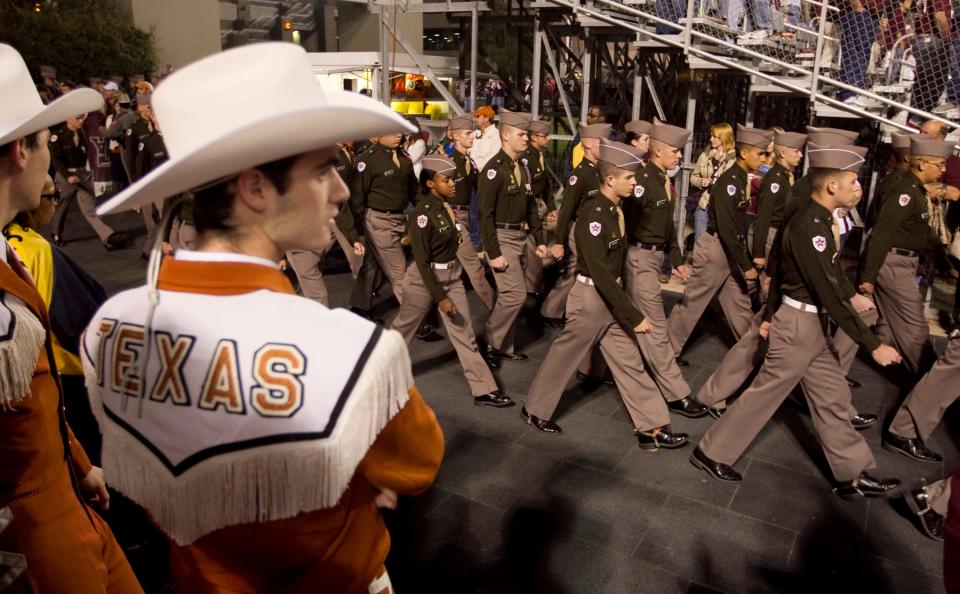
[782,295,819,313]
[431,261,458,270]
[576,274,595,286]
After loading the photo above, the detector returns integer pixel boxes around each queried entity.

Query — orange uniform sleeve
[67,426,93,478]
[358,386,444,496]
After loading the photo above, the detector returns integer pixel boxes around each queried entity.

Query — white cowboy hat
[97,42,416,215]
[0,43,103,146]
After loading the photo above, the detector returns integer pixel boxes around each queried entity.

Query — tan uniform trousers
[700,307,876,419]
[540,226,578,319]
[286,227,362,307]
[52,172,115,243]
[350,210,407,309]
[698,304,877,482]
[749,225,777,294]
[889,334,960,440]
[524,280,669,430]
[624,246,691,402]
[667,232,754,354]
[927,478,953,516]
[392,263,498,397]
[450,207,496,312]
[875,253,935,373]
[524,198,549,295]
[486,229,529,353]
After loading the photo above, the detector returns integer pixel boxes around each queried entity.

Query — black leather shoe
[575,370,614,386]
[668,396,709,418]
[833,472,900,498]
[882,433,943,463]
[636,426,689,450]
[708,406,725,420]
[103,232,126,251]
[675,355,690,367]
[521,406,561,433]
[487,347,528,362]
[542,316,565,331]
[52,233,65,246]
[415,323,443,342]
[690,446,742,481]
[850,413,878,430]
[846,375,862,388]
[904,486,945,541]
[474,391,515,408]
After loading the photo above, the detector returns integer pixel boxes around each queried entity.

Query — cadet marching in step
[10,39,960,589]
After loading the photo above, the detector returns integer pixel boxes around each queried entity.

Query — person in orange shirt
[0,43,142,593]
[82,43,444,594]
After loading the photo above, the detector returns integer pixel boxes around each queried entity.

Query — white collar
[175,249,280,269]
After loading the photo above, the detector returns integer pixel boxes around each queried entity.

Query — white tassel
[101,329,413,545]
[0,298,46,412]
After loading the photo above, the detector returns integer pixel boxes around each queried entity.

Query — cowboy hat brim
[0,88,103,146]
[97,95,416,215]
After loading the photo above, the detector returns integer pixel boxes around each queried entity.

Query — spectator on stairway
[727,0,773,33]
[879,0,913,52]
[689,123,736,241]
[940,0,960,113]
[837,0,881,107]
[909,0,953,121]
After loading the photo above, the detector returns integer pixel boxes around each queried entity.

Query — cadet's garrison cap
[651,123,691,149]
[736,124,774,148]
[527,119,551,135]
[421,154,457,176]
[910,135,955,159]
[805,126,858,146]
[773,131,807,150]
[891,132,913,153]
[598,138,644,170]
[447,114,474,132]
[806,142,868,173]
[625,120,653,136]
[498,109,532,131]
[580,122,613,139]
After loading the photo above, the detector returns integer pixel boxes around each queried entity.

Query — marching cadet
[48,114,121,249]
[621,126,707,418]
[540,122,612,330]
[521,118,553,295]
[347,130,419,317]
[286,143,365,307]
[783,126,859,220]
[751,130,806,271]
[521,140,688,450]
[478,110,547,363]
[692,144,903,498]
[0,42,142,593]
[446,114,496,312]
[667,124,772,364]
[858,134,953,374]
[874,132,914,216]
[391,155,513,408]
[624,119,652,161]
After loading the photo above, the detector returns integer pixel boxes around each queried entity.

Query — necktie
[616,206,625,236]
[539,152,545,170]
[788,172,795,185]
[830,218,842,251]
[391,150,401,169]
[465,156,472,175]
[663,175,672,202]
[513,160,522,186]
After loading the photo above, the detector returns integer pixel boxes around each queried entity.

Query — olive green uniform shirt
[624,162,683,268]
[707,163,753,272]
[477,149,543,259]
[576,196,645,327]
[449,149,476,208]
[408,192,462,303]
[349,142,418,217]
[555,159,600,243]
[753,162,792,258]
[521,145,554,211]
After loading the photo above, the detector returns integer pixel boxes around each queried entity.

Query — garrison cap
[651,123,691,149]
[805,126,858,146]
[447,114,474,132]
[910,135,955,159]
[773,131,807,149]
[498,109,532,131]
[891,132,914,153]
[598,138,644,170]
[736,124,774,148]
[625,119,653,135]
[579,122,613,139]
[420,154,458,176]
[806,142,868,173]
[527,119,551,135]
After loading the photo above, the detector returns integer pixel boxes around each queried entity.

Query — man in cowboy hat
[82,43,443,593]
[859,135,954,379]
[541,122,612,330]
[0,43,142,593]
[692,144,902,497]
[521,140,688,451]
[622,125,707,418]
[478,110,547,363]
[667,124,772,364]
